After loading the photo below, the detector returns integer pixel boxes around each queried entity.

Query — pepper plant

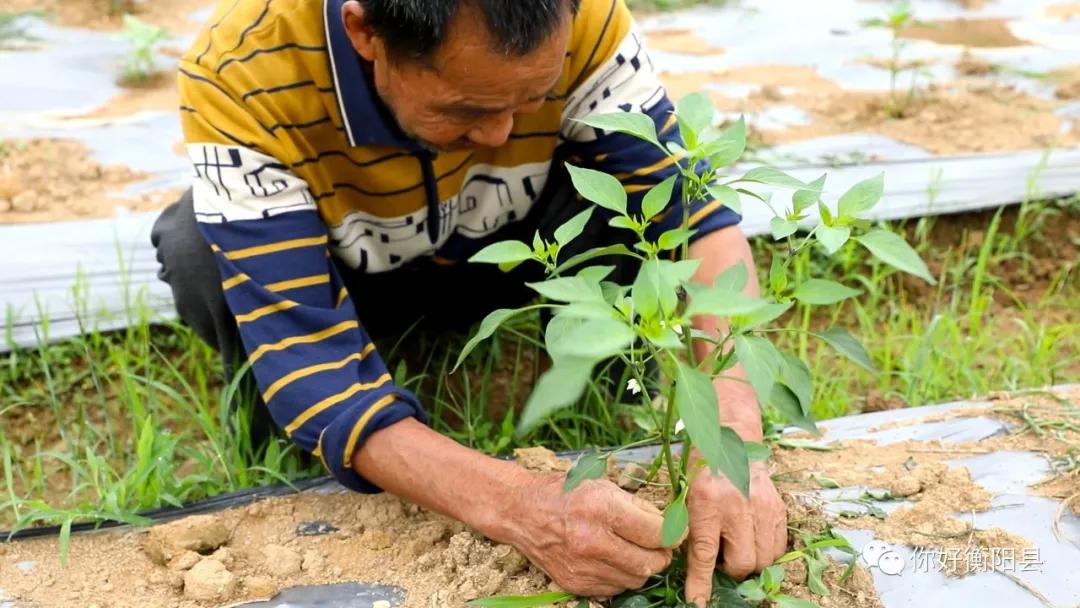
[118,15,167,85]
[457,92,933,605]
[862,1,936,118]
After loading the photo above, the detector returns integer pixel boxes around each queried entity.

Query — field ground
[3,194,1077,533]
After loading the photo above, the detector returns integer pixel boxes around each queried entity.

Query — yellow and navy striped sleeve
[564,0,741,240]
[177,57,426,494]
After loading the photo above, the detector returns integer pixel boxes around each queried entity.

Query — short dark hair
[358,0,581,62]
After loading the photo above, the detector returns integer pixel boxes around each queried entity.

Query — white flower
[626,378,642,395]
[675,419,685,433]
[673,325,684,335]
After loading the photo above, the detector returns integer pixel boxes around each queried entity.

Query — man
[152,0,786,602]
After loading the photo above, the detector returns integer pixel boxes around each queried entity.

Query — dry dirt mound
[0,138,177,223]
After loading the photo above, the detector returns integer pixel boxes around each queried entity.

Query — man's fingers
[773,508,789,559]
[755,510,777,573]
[684,488,723,606]
[720,512,757,580]
[608,492,666,549]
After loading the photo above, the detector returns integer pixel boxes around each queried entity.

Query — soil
[899,18,1030,49]
[5,387,1078,608]
[644,28,726,56]
[0,138,178,223]
[659,64,1076,154]
[0,0,215,33]
[1045,3,1080,20]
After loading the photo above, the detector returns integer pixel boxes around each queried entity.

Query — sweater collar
[323,0,420,150]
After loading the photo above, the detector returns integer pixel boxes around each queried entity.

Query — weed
[462,91,932,605]
[117,14,167,85]
[862,1,935,118]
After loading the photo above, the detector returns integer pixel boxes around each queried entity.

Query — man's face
[344,2,571,152]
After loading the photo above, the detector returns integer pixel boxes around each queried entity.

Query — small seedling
[775,526,858,596]
[862,1,936,118]
[117,14,167,85]
[736,565,816,608]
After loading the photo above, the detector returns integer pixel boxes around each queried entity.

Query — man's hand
[510,472,674,597]
[684,460,787,606]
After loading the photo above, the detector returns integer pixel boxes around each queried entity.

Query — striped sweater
[178,0,741,492]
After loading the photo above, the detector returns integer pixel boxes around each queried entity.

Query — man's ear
[341,0,380,62]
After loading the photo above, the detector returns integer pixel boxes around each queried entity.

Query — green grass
[2,194,1077,533]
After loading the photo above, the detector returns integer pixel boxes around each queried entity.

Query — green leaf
[732,300,793,330]
[761,565,785,593]
[609,216,640,231]
[714,261,749,292]
[769,255,788,297]
[792,279,861,305]
[705,118,748,168]
[556,244,638,276]
[454,308,526,371]
[613,595,651,608]
[658,228,696,251]
[745,442,772,462]
[736,579,767,603]
[470,241,534,266]
[559,300,618,320]
[527,276,603,303]
[709,587,752,608]
[467,591,576,607]
[677,92,715,148]
[548,316,636,362]
[837,173,884,219]
[777,352,812,414]
[793,175,826,215]
[554,207,594,247]
[806,553,831,596]
[739,166,807,189]
[517,360,593,436]
[642,175,678,221]
[674,361,723,477]
[717,426,751,497]
[818,327,875,372]
[566,163,628,215]
[577,112,660,147]
[532,230,544,253]
[815,224,851,255]
[564,451,609,493]
[855,229,936,284]
[770,217,799,241]
[686,286,768,318]
[643,324,685,350]
[576,265,615,283]
[707,184,742,215]
[734,335,783,404]
[667,259,702,284]
[775,596,819,608]
[771,384,817,433]
[662,493,689,548]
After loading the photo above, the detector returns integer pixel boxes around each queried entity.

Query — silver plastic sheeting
[3,1,1080,349]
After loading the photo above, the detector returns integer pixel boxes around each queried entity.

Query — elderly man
[151,0,785,602]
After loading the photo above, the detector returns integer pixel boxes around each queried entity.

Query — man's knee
[151,189,230,350]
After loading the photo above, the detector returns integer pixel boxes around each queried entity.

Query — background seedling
[862,1,936,118]
[117,14,167,85]
[0,10,44,48]
[462,90,935,603]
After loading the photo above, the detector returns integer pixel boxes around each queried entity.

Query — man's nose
[467,112,515,148]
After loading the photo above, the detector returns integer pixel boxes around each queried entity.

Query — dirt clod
[144,514,230,566]
[262,544,302,578]
[167,550,201,572]
[888,475,923,497]
[183,558,236,602]
[243,575,278,599]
